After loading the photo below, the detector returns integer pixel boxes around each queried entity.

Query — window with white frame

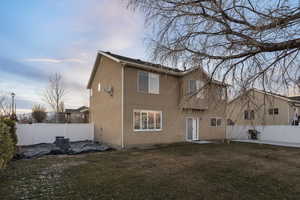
[134,110,162,131]
[219,87,227,100]
[138,71,159,94]
[187,80,205,98]
[210,118,222,127]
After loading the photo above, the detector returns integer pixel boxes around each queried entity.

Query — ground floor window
[210,118,222,127]
[134,110,162,131]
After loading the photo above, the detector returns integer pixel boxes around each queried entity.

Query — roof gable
[87,51,228,89]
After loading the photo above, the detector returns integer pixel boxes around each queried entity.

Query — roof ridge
[99,50,183,72]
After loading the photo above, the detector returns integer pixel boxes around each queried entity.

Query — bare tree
[0,93,11,117]
[43,73,66,113]
[128,0,300,94]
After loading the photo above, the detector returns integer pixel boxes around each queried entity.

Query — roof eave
[87,51,230,88]
[122,61,182,76]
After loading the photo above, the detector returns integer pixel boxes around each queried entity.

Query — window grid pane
[244,111,249,120]
[138,71,149,93]
[134,110,162,131]
[148,112,155,129]
[250,110,255,120]
[142,112,148,129]
[155,112,161,129]
[210,118,216,126]
[149,73,160,94]
[134,112,140,129]
[188,80,197,94]
[217,119,222,126]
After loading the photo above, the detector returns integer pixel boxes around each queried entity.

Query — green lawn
[1,142,300,200]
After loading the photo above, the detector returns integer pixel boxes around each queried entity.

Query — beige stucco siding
[180,69,227,139]
[89,56,123,148]
[123,67,185,147]
[227,90,293,126]
[88,54,227,148]
[123,66,226,147]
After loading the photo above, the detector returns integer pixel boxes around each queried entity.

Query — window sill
[133,129,162,132]
[137,91,160,95]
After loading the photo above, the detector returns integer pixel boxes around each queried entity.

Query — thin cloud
[23,58,85,64]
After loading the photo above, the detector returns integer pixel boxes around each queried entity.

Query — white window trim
[137,71,160,94]
[188,79,205,99]
[220,87,227,100]
[209,117,223,127]
[133,109,163,132]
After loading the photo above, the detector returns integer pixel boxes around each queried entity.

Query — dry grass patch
[1,142,300,200]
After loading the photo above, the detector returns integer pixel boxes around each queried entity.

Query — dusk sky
[0,0,146,114]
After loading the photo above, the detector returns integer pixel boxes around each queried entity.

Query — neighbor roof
[65,106,89,113]
[87,51,228,89]
[229,88,300,104]
[288,96,300,102]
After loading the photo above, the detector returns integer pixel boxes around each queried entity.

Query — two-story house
[227,88,300,126]
[87,51,228,148]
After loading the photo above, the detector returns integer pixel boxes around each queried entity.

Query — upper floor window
[219,87,227,100]
[269,108,279,115]
[187,80,204,98]
[138,71,159,94]
[210,118,222,127]
[244,110,255,120]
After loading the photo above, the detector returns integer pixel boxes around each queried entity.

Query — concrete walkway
[232,139,300,148]
[190,140,214,144]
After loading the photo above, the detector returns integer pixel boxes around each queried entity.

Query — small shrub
[0,121,15,169]
[32,104,47,123]
[1,118,17,145]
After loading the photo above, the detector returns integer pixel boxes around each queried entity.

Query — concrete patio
[232,139,300,148]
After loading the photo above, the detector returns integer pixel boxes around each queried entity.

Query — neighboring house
[65,106,89,123]
[87,51,228,148]
[227,89,300,126]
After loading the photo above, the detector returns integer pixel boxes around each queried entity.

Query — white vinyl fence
[16,123,94,146]
[226,125,300,143]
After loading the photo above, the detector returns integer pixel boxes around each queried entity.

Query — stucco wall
[89,55,227,148]
[227,90,293,126]
[123,66,226,147]
[181,69,227,140]
[89,56,123,148]
[123,67,184,147]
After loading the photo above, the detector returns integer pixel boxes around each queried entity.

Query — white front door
[186,118,199,141]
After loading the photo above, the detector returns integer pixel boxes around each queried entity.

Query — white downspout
[121,65,125,149]
[288,104,290,125]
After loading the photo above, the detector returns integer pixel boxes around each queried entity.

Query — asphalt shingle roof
[102,51,183,73]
